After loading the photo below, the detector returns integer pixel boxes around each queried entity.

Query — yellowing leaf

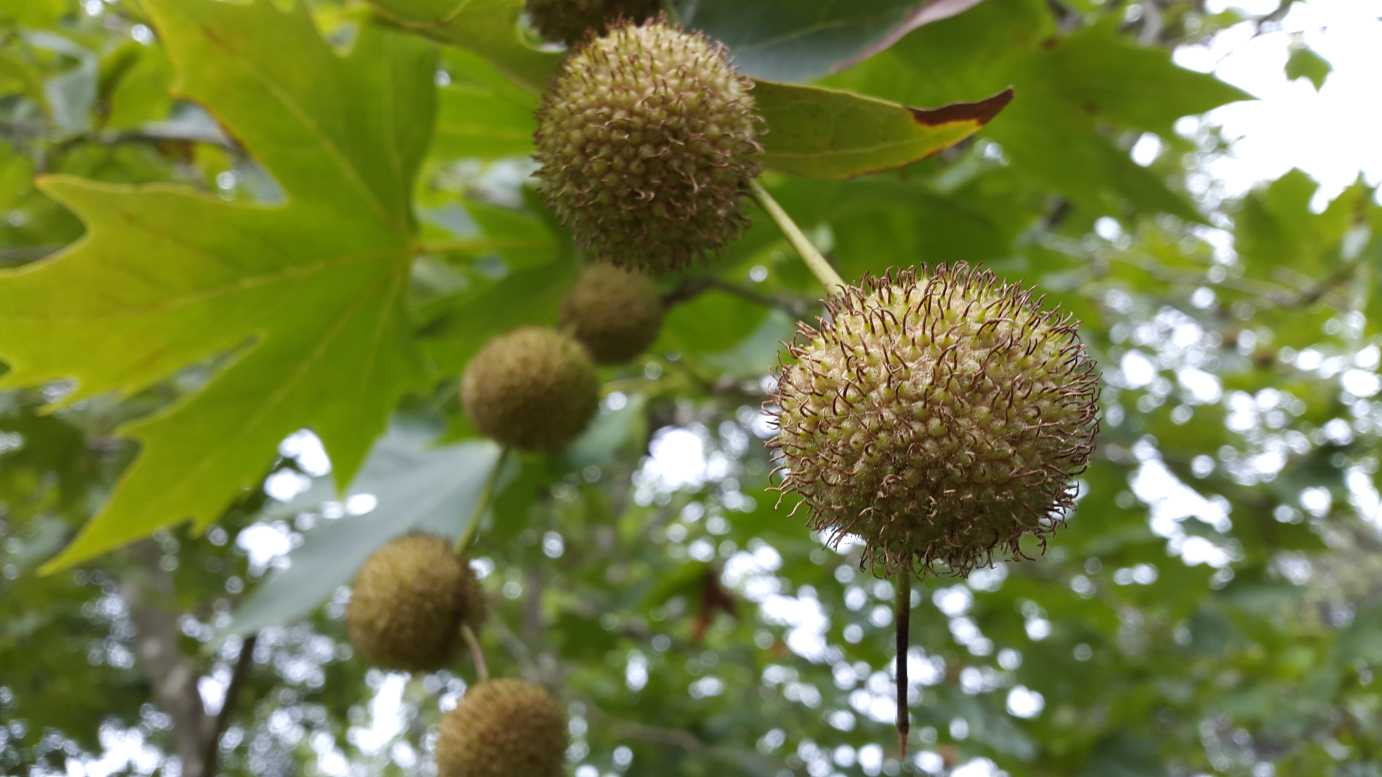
[0,0,439,571]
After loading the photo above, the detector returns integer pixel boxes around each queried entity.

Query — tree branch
[663,276,814,319]
[201,633,258,777]
[124,541,211,777]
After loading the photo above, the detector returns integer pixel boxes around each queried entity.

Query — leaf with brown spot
[757,80,1012,179]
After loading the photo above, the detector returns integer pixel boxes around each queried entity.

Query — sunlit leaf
[0,0,438,571]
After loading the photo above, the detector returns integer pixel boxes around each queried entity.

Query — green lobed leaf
[1285,45,1330,90]
[365,0,560,93]
[1233,170,1376,311]
[1041,17,1251,135]
[755,79,1012,179]
[433,48,538,160]
[823,0,1245,219]
[0,0,439,571]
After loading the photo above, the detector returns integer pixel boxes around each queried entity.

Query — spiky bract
[346,533,486,672]
[462,327,599,451]
[534,20,761,273]
[770,264,1100,577]
[437,679,567,777]
[560,262,664,363]
[526,0,660,45]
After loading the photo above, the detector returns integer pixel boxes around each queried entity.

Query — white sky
[1181,0,1382,203]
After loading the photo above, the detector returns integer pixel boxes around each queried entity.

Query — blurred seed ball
[770,263,1101,578]
[560,262,664,363]
[437,679,567,777]
[462,327,600,451]
[346,533,486,672]
[534,20,762,273]
[525,0,660,45]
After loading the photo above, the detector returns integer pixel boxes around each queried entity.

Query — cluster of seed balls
[346,262,662,775]
[461,4,766,454]
[346,534,566,776]
[346,3,1104,775]
[344,9,759,776]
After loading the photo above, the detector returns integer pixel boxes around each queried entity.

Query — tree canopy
[1,1,1379,776]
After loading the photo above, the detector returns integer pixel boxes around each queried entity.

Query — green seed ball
[346,533,486,672]
[525,0,660,45]
[771,264,1101,578]
[437,679,567,777]
[462,327,599,451]
[534,20,761,273]
[560,262,664,363]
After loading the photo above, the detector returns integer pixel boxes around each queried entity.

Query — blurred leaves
[226,426,501,637]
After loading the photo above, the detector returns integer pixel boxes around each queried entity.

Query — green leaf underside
[755,79,1012,179]
[224,429,501,638]
[677,0,983,83]
[0,0,438,572]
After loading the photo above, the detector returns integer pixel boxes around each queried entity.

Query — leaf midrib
[2,246,398,323]
[166,4,405,235]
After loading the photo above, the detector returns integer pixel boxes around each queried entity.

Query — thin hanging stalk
[749,179,846,293]
[895,570,912,759]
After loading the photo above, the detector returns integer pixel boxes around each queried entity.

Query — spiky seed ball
[462,327,599,451]
[770,264,1101,578]
[534,20,761,273]
[525,0,660,45]
[437,679,567,777]
[560,262,664,363]
[346,534,486,672]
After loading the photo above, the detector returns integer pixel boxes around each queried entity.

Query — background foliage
[1,1,1379,776]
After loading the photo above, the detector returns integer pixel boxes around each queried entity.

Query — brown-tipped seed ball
[770,264,1101,577]
[525,0,660,45]
[462,327,600,451]
[560,262,664,363]
[534,20,761,273]
[346,534,486,672]
[437,679,567,777]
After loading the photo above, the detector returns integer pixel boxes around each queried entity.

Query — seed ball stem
[749,179,846,293]
[460,623,490,683]
[894,570,912,759]
[454,448,511,557]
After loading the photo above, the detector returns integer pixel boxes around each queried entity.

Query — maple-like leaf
[0,0,438,571]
